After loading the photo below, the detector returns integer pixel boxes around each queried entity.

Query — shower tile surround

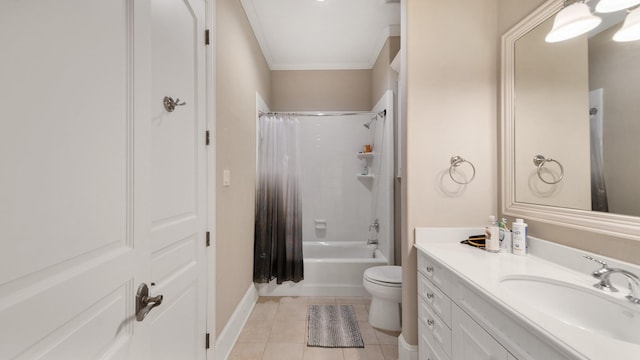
[298,115,373,244]
[229,296,400,360]
[297,99,394,262]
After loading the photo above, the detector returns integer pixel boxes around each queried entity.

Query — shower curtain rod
[258,109,386,118]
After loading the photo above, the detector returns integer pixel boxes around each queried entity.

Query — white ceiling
[240,0,401,70]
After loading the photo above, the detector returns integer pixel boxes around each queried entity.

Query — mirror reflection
[513,6,640,217]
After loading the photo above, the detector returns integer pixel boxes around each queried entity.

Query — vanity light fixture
[613,6,640,41]
[595,0,640,13]
[545,0,602,43]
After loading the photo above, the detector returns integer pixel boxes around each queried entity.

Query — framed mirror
[501,0,640,240]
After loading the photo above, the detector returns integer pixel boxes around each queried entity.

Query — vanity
[415,227,640,360]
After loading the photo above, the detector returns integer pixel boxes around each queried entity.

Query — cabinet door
[452,305,508,360]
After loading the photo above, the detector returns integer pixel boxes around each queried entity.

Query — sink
[500,275,640,345]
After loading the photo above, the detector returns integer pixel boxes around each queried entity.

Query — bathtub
[255,241,388,297]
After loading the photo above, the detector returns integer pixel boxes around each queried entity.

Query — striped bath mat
[307,305,365,348]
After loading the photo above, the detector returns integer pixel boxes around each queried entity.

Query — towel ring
[449,156,476,184]
[533,155,564,184]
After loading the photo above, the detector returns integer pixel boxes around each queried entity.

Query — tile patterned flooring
[229,296,401,360]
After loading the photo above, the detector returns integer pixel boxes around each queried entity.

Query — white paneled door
[149,0,208,358]
[0,0,210,359]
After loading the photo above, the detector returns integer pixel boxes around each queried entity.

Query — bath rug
[307,305,365,348]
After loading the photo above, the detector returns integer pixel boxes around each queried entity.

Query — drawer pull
[426,266,434,272]
[426,293,434,299]
[427,319,435,326]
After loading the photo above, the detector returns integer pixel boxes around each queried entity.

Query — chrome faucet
[585,255,640,304]
[584,255,616,281]
[369,219,380,232]
[367,219,380,246]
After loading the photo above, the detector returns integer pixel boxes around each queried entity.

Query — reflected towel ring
[449,156,476,184]
[533,155,564,184]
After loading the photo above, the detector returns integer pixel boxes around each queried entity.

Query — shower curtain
[254,114,304,284]
[589,89,609,212]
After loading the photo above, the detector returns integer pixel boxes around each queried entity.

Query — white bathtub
[255,242,388,297]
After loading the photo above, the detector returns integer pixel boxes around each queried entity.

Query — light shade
[595,0,640,13]
[613,7,640,41]
[545,2,602,42]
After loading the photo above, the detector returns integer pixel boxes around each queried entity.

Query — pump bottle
[512,218,528,255]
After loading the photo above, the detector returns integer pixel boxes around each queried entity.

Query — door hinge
[205,333,210,349]
[206,130,210,145]
[205,29,210,45]
[206,231,210,247]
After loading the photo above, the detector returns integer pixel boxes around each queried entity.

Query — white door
[0,0,209,358]
[149,0,208,358]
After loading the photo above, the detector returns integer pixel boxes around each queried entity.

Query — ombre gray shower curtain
[254,114,304,284]
[589,90,608,212]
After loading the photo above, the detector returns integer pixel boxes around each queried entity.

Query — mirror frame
[501,0,640,241]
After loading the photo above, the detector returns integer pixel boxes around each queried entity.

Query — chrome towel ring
[533,155,564,184]
[449,156,476,184]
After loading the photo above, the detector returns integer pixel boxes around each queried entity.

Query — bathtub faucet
[367,219,379,246]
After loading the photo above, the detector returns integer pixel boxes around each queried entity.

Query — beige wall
[498,0,546,34]
[589,26,640,217]
[271,70,372,111]
[372,37,400,106]
[215,0,271,336]
[404,0,498,345]
[498,0,640,264]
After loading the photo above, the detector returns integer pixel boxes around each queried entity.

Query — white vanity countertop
[414,227,640,360]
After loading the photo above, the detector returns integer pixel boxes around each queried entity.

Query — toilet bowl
[363,265,402,331]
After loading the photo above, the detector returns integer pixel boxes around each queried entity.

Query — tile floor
[229,296,400,360]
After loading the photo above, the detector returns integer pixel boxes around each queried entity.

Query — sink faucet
[584,255,616,281]
[585,255,640,304]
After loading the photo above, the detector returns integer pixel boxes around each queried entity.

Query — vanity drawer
[418,251,451,295]
[418,273,451,327]
[418,296,451,359]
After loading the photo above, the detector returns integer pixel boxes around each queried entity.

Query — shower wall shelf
[357,174,375,179]
[356,152,375,159]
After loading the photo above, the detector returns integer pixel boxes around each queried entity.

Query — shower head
[363,116,377,129]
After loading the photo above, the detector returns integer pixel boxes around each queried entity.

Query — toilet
[363,265,402,331]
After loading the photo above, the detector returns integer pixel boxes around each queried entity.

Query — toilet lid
[364,266,402,285]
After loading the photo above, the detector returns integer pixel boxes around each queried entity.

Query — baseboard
[214,283,259,360]
[256,281,368,297]
[398,332,418,360]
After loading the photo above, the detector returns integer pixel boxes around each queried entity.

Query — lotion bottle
[512,218,528,255]
[485,215,500,253]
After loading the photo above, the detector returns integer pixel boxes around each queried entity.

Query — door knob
[136,283,163,321]
[163,96,187,112]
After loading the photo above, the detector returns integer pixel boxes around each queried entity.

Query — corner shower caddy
[356,152,376,179]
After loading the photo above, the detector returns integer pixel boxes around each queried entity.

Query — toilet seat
[363,265,403,331]
[364,266,402,287]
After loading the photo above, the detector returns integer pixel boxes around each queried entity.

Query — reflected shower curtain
[254,114,304,284]
[589,89,608,212]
